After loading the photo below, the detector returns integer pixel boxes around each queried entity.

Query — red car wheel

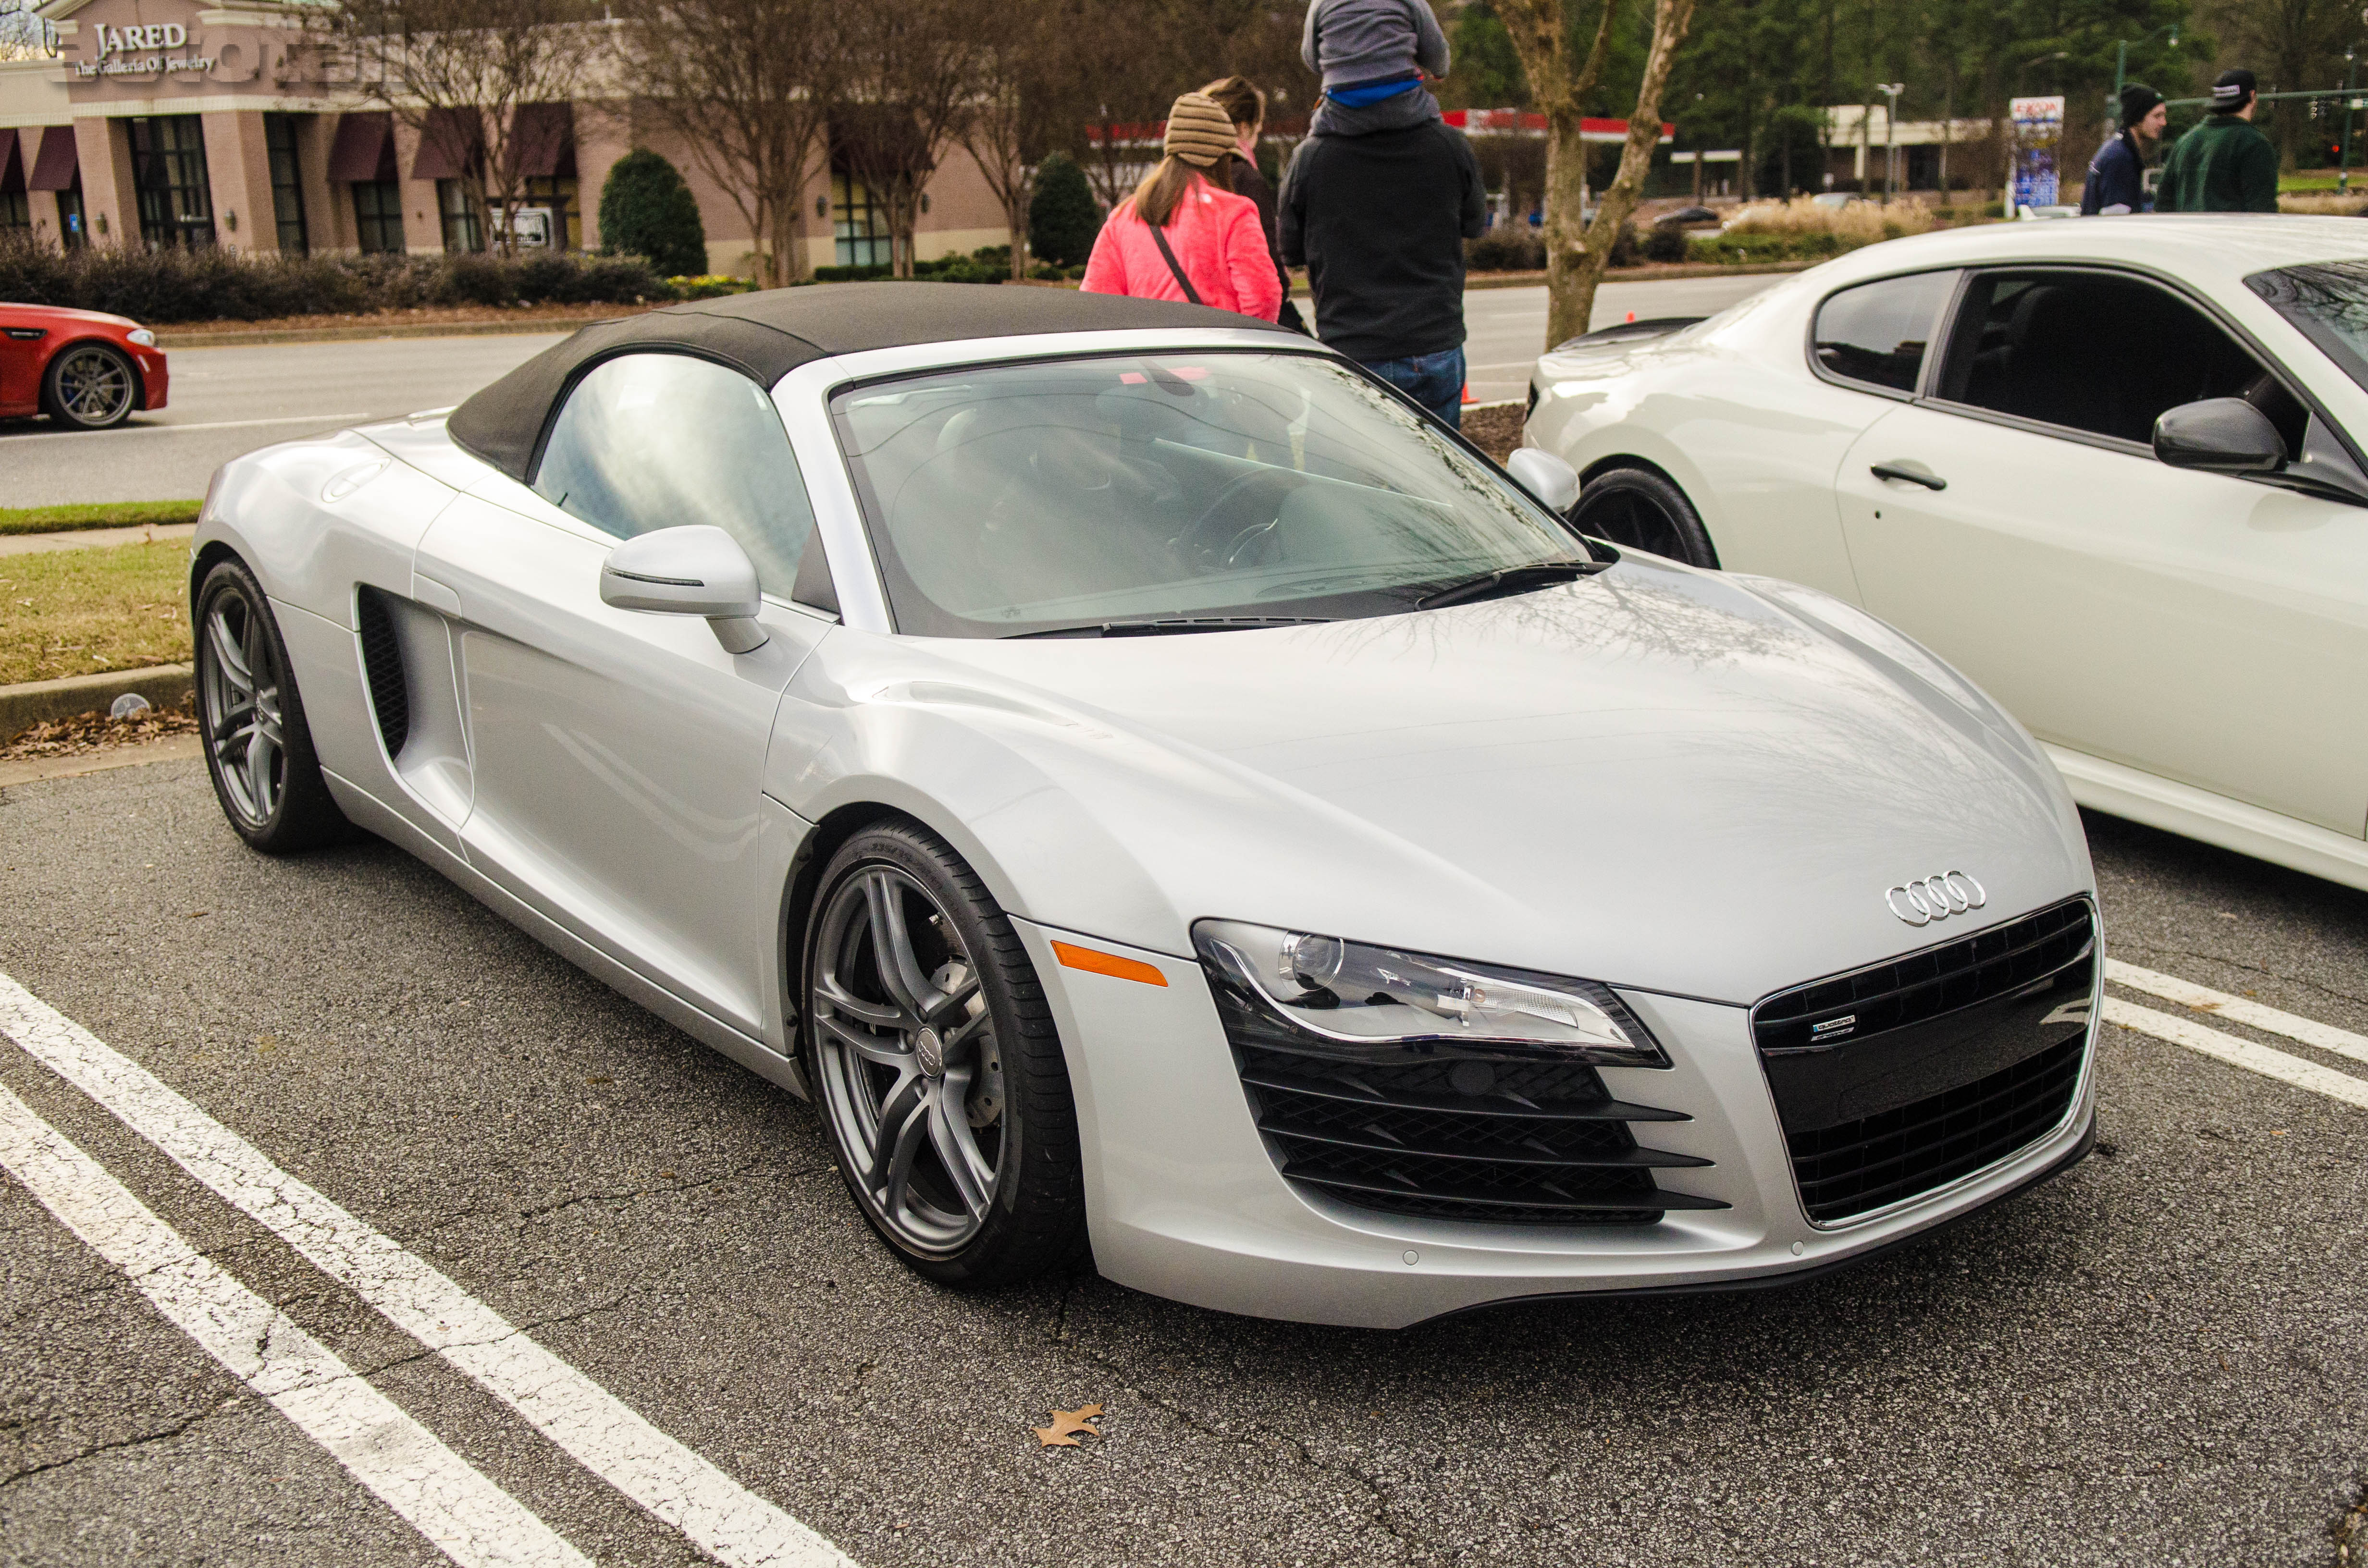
[42,341,139,429]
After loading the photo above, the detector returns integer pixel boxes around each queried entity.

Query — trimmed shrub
[1643,221,1690,263]
[1029,153,1100,268]
[1466,229,1543,271]
[0,234,669,321]
[596,148,710,278]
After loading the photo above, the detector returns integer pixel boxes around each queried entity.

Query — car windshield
[829,351,1589,638]
[2249,259,2368,393]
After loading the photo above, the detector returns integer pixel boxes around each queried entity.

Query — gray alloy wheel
[810,862,1005,1257]
[192,559,353,854]
[804,822,1087,1285]
[1569,466,1720,569]
[42,343,137,429]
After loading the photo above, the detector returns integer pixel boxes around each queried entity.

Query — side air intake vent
[355,587,410,758]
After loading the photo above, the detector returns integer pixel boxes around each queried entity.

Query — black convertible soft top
[445,282,1291,484]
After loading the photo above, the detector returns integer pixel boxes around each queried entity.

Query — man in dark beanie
[2158,68,2279,213]
[2081,84,2167,213]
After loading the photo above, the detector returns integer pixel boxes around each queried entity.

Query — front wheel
[804,822,1086,1286]
[194,559,353,853]
[41,343,138,430]
[1569,466,1719,569]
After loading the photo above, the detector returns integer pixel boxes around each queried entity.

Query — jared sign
[77,21,215,75]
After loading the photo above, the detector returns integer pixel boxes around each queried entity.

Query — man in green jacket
[2158,69,2280,213]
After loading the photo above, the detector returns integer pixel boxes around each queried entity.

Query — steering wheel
[1172,468,1302,572]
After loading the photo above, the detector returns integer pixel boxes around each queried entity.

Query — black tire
[803,821,1086,1286]
[193,559,354,854]
[1569,466,1719,568]
[40,341,139,430]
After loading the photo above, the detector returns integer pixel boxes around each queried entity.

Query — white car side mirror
[599,526,769,653]
[1505,448,1581,514]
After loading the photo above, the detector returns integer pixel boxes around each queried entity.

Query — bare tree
[612,0,842,286]
[956,0,1060,281]
[305,0,606,256]
[837,0,982,279]
[0,0,51,62]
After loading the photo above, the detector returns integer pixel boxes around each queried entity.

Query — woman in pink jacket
[1079,92,1284,322]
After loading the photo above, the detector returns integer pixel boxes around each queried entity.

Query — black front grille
[1785,1037,2084,1221]
[355,588,409,758]
[1226,1031,1725,1226]
[1753,899,2095,1223]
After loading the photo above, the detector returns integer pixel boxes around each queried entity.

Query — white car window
[533,351,830,605]
[1933,270,2305,457]
[1809,271,1956,394]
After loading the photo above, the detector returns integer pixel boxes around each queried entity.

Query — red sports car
[0,302,169,430]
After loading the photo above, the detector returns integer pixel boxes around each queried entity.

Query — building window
[520,175,580,251]
[438,178,484,253]
[353,180,403,253]
[0,189,27,234]
[832,172,888,268]
[129,115,215,248]
[264,114,308,255]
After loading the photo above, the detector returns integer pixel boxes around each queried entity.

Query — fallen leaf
[1032,1404,1104,1447]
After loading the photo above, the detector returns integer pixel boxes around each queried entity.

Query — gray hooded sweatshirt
[1301,0,1450,91]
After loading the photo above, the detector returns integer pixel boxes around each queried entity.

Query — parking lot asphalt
[3,758,2365,1567]
[0,276,1781,509]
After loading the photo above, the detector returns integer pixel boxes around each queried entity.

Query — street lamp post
[2347,49,2363,195]
[1878,82,1904,205]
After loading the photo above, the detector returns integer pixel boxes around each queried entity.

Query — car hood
[20,305,142,333]
[811,557,2090,1005]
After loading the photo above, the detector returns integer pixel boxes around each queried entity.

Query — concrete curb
[0,663,193,743]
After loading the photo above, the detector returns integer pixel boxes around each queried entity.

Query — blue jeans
[1361,346,1466,430]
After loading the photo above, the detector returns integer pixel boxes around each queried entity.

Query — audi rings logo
[1885,870,1987,927]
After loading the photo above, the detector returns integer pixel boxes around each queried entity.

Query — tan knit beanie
[1163,92,1238,168]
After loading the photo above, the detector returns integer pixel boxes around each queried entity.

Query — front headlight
[1192,919,1667,1066]
[126,328,157,347]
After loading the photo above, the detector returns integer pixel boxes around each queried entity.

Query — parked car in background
[187,283,2099,1326]
[0,301,168,429]
[1525,214,2368,894]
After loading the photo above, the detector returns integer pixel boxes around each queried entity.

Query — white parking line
[0,412,373,443]
[0,971,857,1568]
[0,1083,592,1568]
[2101,998,2368,1112]
[2106,959,2368,1070]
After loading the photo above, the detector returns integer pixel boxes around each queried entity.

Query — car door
[0,306,49,415]
[416,351,841,1037]
[1835,266,2368,836]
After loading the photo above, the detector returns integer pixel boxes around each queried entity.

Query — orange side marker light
[1051,941,1169,987]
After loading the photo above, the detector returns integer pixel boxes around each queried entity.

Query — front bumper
[1017,918,2099,1329]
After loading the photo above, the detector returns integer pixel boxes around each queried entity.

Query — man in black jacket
[2080,84,2166,214]
[1280,110,1487,428]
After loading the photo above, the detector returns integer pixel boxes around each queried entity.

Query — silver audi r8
[189,284,2099,1327]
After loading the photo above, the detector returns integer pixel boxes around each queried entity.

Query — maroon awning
[326,111,395,184]
[29,126,82,193]
[0,131,20,196]
[409,107,481,181]
[508,103,575,180]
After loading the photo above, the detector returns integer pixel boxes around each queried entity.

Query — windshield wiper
[1415,560,1605,610]
[1007,616,1334,639]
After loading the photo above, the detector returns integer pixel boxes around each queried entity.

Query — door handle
[1870,460,1947,491]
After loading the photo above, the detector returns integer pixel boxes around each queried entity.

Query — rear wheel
[41,342,138,430]
[804,822,1086,1286]
[1570,466,1718,568]
[194,559,353,853]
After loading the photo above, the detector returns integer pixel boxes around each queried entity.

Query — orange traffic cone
[1461,382,1474,404]
[1625,310,1636,322]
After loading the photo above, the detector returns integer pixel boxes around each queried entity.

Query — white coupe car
[1527,215,2368,895]
[191,285,2097,1327]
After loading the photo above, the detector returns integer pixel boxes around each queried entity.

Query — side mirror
[599,525,769,653]
[1506,447,1581,513]
[2153,398,2286,475]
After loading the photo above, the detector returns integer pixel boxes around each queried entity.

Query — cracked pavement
[2,760,2367,1567]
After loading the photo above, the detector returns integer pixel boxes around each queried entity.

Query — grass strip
[0,500,205,537]
[0,539,192,686]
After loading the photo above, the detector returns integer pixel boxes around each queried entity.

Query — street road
[0,276,1782,509]
[3,759,2366,1566]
